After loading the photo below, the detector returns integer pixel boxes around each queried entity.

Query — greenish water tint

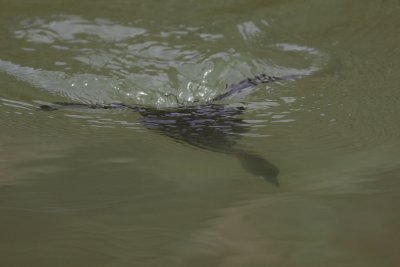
[1,0,400,266]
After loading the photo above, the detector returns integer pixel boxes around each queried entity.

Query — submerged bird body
[40,74,301,185]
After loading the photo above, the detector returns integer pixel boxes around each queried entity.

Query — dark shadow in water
[39,74,303,186]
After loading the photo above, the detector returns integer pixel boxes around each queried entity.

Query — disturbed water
[1,0,400,266]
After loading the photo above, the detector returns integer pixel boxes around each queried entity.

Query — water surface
[1,0,400,266]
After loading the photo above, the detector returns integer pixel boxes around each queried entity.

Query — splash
[1,15,327,108]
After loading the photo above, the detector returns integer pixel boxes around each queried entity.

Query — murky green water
[1,0,400,266]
